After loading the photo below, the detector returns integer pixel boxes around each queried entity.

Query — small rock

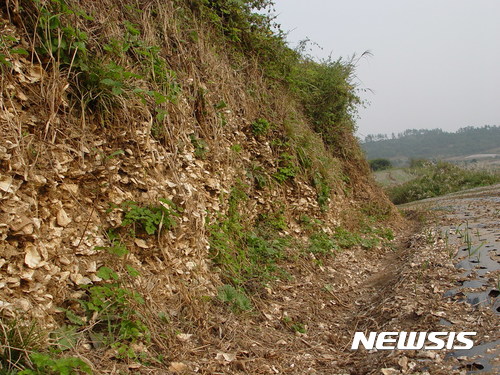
[134,238,149,249]
[70,273,92,285]
[17,298,31,311]
[61,183,78,194]
[21,269,35,281]
[59,256,71,265]
[216,352,236,362]
[381,368,401,375]
[32,175,47,185]
[86,261,97,273]
[59,271,71,281]
[398,356,408,372]
[0,176,16,193]
[10,215,33,232]
[169,362,188,373]
[176,333,193,342]
[57,209,72,227]
[418,351,437,360]
[25,245,42,268]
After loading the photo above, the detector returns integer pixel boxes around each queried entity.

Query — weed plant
[61,245,149,360]
[0,318,91,375]
[282,316,306,334]
[456,222,485,259]
[190,134,209,159]
[19,354,92,375]
[217,285,252,312]
[251,118,271,136]
[0,319,44,372]
[208,185,290,298]
[273,153,297,183]
[299,215,393,257]
[246,163,269,189]
[120,199,179,235]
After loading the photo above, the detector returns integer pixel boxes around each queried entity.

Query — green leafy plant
[270,138,291,150]
[230,144,242,152]
[0,34,21,68]
[75,61,141,117]
[303,222,386,257]
[333,227,364,249]
[247,234,286,265]
[209,185,288,291]
[118,20,181,98]
[19,353,92,375]
[95,229,129,256]
[274,153,297,183]
[26,0,182,126]
[251,118,270,136]
[121,199,179,235]
[189,134,209,159]
[313,173,331,210]
[66,218,149,360]
[74,269,148,359]
[291,54,363,150]
[299,215,323,228]
[308,232,337,255]
[0,317,92,374]
[34,0,90,67]
[246,163,269,189]
[282,316,306,334]
[256,210,287,231]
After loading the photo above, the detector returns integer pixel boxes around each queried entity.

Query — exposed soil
[133,185,499,375]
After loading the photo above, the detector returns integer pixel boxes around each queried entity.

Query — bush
[197,1,363,151]
[369,158,391,171]
[387,161,500,204]
[291,55,362,149]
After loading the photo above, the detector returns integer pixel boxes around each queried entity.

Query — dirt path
[242,184,500,375]
[337,183,500,374]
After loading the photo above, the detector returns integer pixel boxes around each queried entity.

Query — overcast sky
[273,0,500,138]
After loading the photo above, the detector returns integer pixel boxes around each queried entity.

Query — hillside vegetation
[383,161,500,204]
[0,1,395,373]
[362,126,500,164]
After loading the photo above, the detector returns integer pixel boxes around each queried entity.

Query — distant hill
[361,126,500,164]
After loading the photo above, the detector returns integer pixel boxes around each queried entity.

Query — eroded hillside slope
[0,1,397,373]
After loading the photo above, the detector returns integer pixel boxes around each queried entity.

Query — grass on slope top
[380,161,500,204]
